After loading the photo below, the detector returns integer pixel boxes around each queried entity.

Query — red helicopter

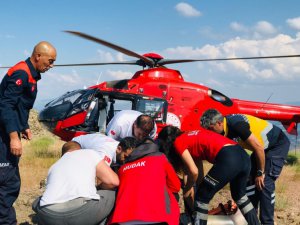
[37,31,300,141]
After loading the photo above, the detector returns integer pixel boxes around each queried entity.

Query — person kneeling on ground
[32,141,119,225]
[109,138,181,225]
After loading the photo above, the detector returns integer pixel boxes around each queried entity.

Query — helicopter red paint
[38,31,300,141]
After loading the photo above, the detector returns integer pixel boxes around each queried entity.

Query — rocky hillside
[28,109,53,137]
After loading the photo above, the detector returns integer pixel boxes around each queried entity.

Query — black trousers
[0,130,20,225]
[194,145,260,225]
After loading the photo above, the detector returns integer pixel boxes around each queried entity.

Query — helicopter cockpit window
[208,89,233,106]
[39,88,101,129]
[39,89,91,122]
[45,89,85,108]
[66,89,100,117]
[136,99,166,123]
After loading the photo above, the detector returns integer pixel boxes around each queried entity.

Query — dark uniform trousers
[0,130,20,225]
[247,131,290,225]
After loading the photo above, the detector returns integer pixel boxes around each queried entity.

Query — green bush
[286,154,298,166]
[28,136,60,158]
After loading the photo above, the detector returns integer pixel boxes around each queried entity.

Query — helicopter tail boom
[232,99,300,134]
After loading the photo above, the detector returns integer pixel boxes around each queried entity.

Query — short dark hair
[135,114,154,135]
[61,141,81,155]
[200,108,224,129]
[118,137,138,152]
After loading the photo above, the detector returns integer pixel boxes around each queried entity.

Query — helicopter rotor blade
[0,60,146,69]
[158,54,300,66]
[64,30,154,67]
[53,60,139,67]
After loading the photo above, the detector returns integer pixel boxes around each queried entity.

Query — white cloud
[229,21,278,39]
[254,21,277,35]
[287,17,300,30]
[175,2,201,18]
[230,22,248,32]
[162,33,300,84]
[106,69,132,80]
[96,49,115,62]
[46,70,84,86]
[96,50,128,63]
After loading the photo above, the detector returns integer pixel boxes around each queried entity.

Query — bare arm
[182,157,203,211]
[195,159,204,188]
[180,149,199,207]
[245,133,265,190]
[96,160,119,190]
[181,149,198,190]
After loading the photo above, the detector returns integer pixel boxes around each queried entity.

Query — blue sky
[1,0,300,110]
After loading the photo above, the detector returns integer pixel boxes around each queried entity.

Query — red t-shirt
[109,154,180,225]
[174,129,236,163]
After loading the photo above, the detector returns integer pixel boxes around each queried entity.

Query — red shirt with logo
[174,129,236,163]
[109,153,180,225]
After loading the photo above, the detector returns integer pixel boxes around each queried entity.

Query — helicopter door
[55,89,108,133]
[106,98,133,124]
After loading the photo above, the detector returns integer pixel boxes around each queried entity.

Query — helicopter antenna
[96,72,102,85]
[261,93,273,110]
[295,127,298,155]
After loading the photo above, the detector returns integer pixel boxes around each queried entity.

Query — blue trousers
[0,130,20,225]
[247,131,290,225]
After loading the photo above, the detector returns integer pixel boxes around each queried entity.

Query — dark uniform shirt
[224,114,282,151]
[0,58,41,134]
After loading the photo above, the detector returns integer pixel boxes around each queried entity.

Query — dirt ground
[15,159,300,225]
[13,111,300,224]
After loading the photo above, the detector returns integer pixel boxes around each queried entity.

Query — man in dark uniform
[0,41,56,225]
[200,109,290,225]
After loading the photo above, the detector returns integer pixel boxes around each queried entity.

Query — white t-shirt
[40,150,102,206]
[106,110,157,141]
[72,133,119,165]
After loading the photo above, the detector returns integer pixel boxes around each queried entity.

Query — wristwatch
[256,170,265,177]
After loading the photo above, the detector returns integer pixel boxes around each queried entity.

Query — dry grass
[14,135,65,225]
[14,134,300,224]
[19,137,63,191]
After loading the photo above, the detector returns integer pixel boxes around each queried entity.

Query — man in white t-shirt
[33,141,119,225]
[106,110,157,141]
[72,133,138,167]
[72,133,119,166]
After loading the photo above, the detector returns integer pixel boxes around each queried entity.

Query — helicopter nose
[38,102,72,132]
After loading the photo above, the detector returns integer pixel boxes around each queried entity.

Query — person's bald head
[30,41,57,73]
